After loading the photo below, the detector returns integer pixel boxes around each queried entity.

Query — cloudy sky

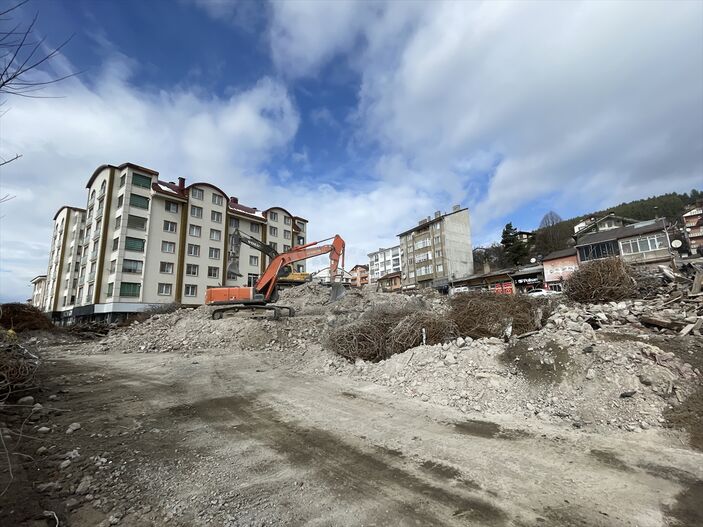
[0,0,701,301]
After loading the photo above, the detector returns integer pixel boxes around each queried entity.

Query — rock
[444,353,457,365]
[65,497,80,511]
[36,481,62,493]
[37,426,51,434]
[59,459,71,470]
[456,337,465,348]
[48,395,58,401]
[76,475,93,495]
[638,374,653,386]
[36,446,48,455]
[586,369,596,380]
[66,422,81,434]
[17,395,35,405]
[620,389,637,398]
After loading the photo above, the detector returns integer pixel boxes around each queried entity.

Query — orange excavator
[204,233,346,320]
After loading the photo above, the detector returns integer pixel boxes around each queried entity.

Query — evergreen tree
[500,223,529,266]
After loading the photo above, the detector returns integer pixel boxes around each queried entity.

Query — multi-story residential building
[399,205,473,290]
[44,206,86,313]
[368,246,401,282]
[41,162,308,323]
[261,207,308,273]
[573,213,638,236]
[30,275,47,308]
[349,264,369,287]
[683,203,703,254]
[575,218,671,265]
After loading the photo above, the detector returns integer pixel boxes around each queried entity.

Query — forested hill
[567,189,702,226]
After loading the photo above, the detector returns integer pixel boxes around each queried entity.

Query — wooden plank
[680,323,695,336]
[692,271,703,295]
[640,316,684,331]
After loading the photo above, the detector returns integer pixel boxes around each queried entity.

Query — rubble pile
[565,258,637,302]
[0,302,54,332]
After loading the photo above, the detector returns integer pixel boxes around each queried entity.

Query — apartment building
[368,246,401,282]
[44,206,86,312]
[349,264,369,287]
[683,203,703,254]
[42,162,308,323]
[30,275,47,308]
[399,205,473,291]
[261,207,309,273]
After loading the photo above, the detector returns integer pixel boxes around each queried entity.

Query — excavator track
[211,304,295,320]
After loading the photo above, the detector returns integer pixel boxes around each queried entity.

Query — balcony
[92,231,100,242]
[95,209,103,221]
[88,271,96,282]
[89,251,98,262]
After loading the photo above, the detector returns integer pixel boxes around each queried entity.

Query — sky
[0,0,702,302]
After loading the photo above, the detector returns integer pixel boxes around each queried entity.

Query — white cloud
[268,0,703,234]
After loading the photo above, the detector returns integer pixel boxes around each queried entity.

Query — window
[284,230,291,240]
[435,249,442,258]
[109,259,117,273]
[184,284,197,297]
[161,241,176,253]
[158,283,173,296]
[297,236,304,245]
[189,224,201,237]
[129,194,150,210]
[190,205,203,218]
[247,274,259,287]
[250,223,260,233]
[249,255,259,266]
[191,188,203,200]
[119,174,126,187]
[186,264,199,276]
[436,264,444,273]
[209,247,221,259]
[226,270,238,280]
[124,237,145,252]
[269,242,278,251]
[210,229,221,241]
[127,215,147,230]
[115,216,122,230]
[165,201,179,213]
[132,173,152,188]
[434,235,441,244]
[283,244,291,252]
[212,194,223,206]
[284,216,291,225]
[296,264,304,273]
[207,266,219,279]
[117,195,124,208]
[229,217,239,229]
[160,261,174,274]
[269,211,278,221]
[123,259,143,273]
[187,244,200,257]
[163,220,177,233]
[119,282,141,297]
[211,211,222,223]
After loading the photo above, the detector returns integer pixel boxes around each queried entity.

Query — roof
[30,275,47,283]
[379,271,401,280]
[461,267,516,282]
[86,162,158,189]
[543,247,577,261]
[397,207,468,237]
[186,181,229,199]
[367,245,400,257]
[53,205,86,221]
[263,207,307,223]
[574,213,639,236]
[509,265,544,278]
[350,264,369,271]
[229,200,266,222]
[576,219,667,246]
[151,180,187,200]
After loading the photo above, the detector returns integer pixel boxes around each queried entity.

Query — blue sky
[0,0,702,301]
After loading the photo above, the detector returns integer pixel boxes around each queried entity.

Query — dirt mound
[0,303,53,332]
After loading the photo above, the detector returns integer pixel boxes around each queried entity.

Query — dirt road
[4,345,702,526]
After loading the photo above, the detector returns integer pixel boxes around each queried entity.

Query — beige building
[30,275,47,308]
[368,246,401,282]
[41,162,308,323]
[261,207,308,273]
[399,206,473,291]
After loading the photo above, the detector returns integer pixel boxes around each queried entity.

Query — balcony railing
[89,251,98,261]
[88,271,96,282]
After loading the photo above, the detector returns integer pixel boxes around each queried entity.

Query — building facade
[30,275,47,308]
[575,219,671,266]
[399,206,473,291]
[349,265,369,287]
[368,246,401,282]
[542,248,578,291]
[683,204,703,254]
[261,207,308,273]
[41,162,308,323]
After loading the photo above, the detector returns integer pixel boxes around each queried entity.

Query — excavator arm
[256,235,345,301]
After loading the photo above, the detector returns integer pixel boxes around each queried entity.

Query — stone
[620,389,637,398]
[36,481,62,493]
[66,422,81,434]
[36,446,48,455]
[456,337,465,348]
[37,426,51,434]
[586,369,596,380]
[76,475,93,495]
[59,459,71,470]
[444,353,457,365]
[65,497,80,511]
[17,395,35,406]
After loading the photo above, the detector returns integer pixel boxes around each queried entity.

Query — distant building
[377,271,402,292]
[515,230,534,244]
[683,203,703,255]
[398,205,473,291]
[311,267,352,285]
[30,275,47,309]
[349,265,369,287]
[542,248,578,291]
[368,246,401,282]
[575,219,671,266]
[573,212,639,236]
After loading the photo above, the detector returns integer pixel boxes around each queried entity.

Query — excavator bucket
[329,282,346,302]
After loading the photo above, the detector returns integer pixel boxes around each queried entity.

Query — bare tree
[534,210,571,257]
[538,210,562,229]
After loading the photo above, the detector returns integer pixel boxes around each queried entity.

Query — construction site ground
[2,283,702,526]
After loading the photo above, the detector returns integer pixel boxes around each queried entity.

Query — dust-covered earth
[1,283,702,526]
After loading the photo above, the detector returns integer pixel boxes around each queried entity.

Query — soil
[2,343,703,527]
